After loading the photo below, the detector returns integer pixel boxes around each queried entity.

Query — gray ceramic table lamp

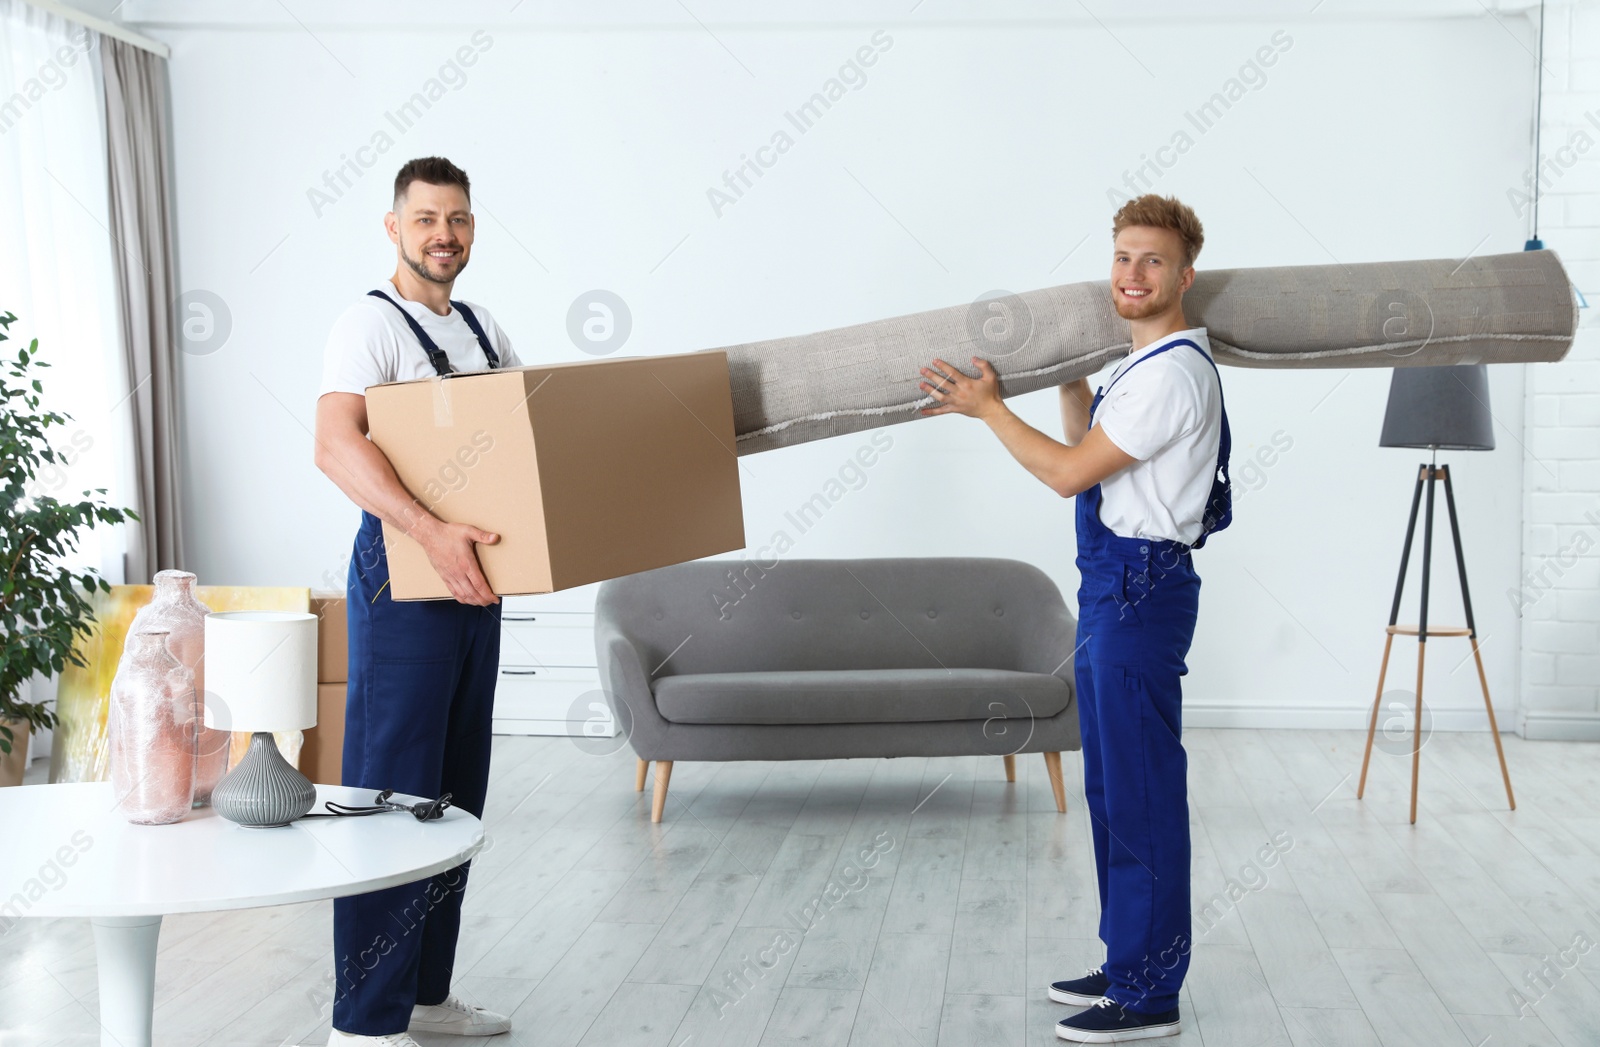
[203,611,319,828]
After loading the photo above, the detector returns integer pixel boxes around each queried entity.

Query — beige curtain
[101,36,184,582]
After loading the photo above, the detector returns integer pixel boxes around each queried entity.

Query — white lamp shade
[202,611,318,732]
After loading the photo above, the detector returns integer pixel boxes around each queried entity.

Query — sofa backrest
[595,557,1072,678]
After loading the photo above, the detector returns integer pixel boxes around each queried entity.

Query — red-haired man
[920,193,1231,1042]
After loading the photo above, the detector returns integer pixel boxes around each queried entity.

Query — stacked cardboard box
[300,592,348,785]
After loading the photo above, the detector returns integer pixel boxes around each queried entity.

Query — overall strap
[367,289,452,376]
[1099,337,1204,402]
[1094,336,1233,549]
[365,291,500,374]
[1169,339,1232,548]
[450,300,501,369]
[1195,394,1232,548]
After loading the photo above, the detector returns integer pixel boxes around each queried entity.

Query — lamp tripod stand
[1356,457,1516,824]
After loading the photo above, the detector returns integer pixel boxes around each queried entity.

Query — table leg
[91,914,162,1047]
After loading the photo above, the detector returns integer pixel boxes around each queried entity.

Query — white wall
[1518,0,1600,740]
[135,3,1550,730]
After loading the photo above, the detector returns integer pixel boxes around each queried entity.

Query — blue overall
[332,292,504,1035]
[1074,337,1230,1014]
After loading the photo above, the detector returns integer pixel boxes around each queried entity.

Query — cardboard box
[310,591,348,683]
[365,351,746,601]
[299,682,348,786]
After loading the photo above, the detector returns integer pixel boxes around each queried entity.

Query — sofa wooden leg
[1043,752,1067,813]
[651,761,673,823]
[635,758,649,792]
[1003,754,1016,782]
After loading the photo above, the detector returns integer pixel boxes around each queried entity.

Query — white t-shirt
[1090,327,1224,545]
[318,279,520,397]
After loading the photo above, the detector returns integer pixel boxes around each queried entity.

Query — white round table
[0,782,485,1047]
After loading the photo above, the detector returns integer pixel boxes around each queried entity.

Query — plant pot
[0,721,29,788]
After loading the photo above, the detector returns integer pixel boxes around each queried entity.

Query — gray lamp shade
[1378,364,1496,451]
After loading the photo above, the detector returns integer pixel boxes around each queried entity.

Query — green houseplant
[0,310,138,772]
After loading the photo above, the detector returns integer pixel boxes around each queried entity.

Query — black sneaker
[1048,966,1111,1005]
[1055,999,1181,1042]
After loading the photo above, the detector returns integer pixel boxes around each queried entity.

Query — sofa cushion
[652,668,1070,726]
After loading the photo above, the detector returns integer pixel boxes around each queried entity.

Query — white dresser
[492,583,616,737]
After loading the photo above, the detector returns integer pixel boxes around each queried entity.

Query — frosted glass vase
[108,630,196,824]
[130,570,230,805]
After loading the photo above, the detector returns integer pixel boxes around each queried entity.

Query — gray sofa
[593,557,1081,821]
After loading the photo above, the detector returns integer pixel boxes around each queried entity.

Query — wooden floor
[5,728,1600,1047]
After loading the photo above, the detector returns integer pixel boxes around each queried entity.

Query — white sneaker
[409,992,512,1036]
[327,1031,421,1046]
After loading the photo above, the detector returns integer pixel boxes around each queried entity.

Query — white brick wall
[1520,0,1600,738]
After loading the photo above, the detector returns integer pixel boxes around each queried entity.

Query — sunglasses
[306,790,454,822]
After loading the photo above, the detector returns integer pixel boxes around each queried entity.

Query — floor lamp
[1356,363,1516,824]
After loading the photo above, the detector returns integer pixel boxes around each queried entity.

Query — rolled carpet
[723,250,1579,455]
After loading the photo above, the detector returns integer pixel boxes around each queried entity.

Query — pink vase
[130,570,230,804]
[108,630,196,824]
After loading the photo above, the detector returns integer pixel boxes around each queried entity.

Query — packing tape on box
[431,375,453,428]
